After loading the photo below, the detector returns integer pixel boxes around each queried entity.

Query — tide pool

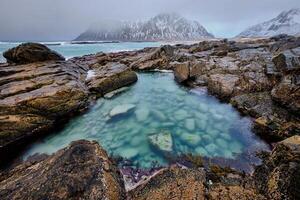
[23,73,269,169]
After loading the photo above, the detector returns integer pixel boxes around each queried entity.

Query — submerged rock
[135,108,150,122]
[109,104,136,118]
[180,133,201,147]
[104,86,130,99]
[3,43,65,64]
[185,118,196,131]
[148,131,173,154]
[0,140,126,200]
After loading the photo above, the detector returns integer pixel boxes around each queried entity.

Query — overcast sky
[0,0,299,41]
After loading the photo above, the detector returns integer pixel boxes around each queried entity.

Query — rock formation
[0,140,126,200]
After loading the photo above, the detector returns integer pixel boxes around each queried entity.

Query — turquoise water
[0,41,160,62]
[23,73,269,168]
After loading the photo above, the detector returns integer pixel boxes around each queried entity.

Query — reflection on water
[23,73,269,168]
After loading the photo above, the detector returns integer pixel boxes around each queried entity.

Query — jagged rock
[3,43,65,64]
[208,74,240,100]
[0,60,89,152]
[128,167,206,200]
[271,74,300,115]
[87,62,138,96]
[272,47,300,73]
[231,92,300,141]
[0,140,126,200]
[130,45,174,70]
[254,136,300,200]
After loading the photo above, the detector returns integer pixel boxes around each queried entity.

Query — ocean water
[23,73,269,169]
[0,41,161,62]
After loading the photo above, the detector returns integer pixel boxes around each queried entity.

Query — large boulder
[254,136,300,200]
[87,62,138,97]
[3,43,65,64]
[0,60,89,153]
[0,140,126,200]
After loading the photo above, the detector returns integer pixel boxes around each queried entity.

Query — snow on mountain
[238,8,300,37]
[75,13,214,41]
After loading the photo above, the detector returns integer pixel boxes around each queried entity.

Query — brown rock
[87,62,137,96]
[129,167,206,200]
[172,61,190,83]
[208,74,240,100]
[254,136,300,200]
[3,43,65,64]
[272,48,300,73]
[0,140,126,200]
[207,185,266,200]
[130,45,174,70]
[271,74,300,115]
[0,60,89,152]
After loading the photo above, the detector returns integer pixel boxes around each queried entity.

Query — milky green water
[23,72,269,168]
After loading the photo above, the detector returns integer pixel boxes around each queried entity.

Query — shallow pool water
[23,72,269,168]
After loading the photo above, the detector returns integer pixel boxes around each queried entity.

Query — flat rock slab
[0,60,89,151]
[87,62,138,97]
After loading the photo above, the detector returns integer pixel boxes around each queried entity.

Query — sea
[0,41,161,63]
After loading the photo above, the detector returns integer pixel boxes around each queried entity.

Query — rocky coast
[0,35,299,199]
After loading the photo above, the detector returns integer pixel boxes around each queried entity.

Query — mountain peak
[238,8,300,37]
[75,13,214,41]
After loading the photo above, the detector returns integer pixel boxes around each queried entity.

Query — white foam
[86,70,96,80]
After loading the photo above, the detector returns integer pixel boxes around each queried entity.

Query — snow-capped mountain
[238,8,300,37]
[75,13,214,41]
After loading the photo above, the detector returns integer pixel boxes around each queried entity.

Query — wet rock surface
[0,140,126,200]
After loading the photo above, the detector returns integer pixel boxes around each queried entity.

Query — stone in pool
[185,118,196,131]
[135,108,150,122]
[104,87,130,99]
[118,148,139,159]
[148,131,173,154]
[109,104,136,118]
[180,133,201,147]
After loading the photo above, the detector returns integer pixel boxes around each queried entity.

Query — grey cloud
[0,0,299,41]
